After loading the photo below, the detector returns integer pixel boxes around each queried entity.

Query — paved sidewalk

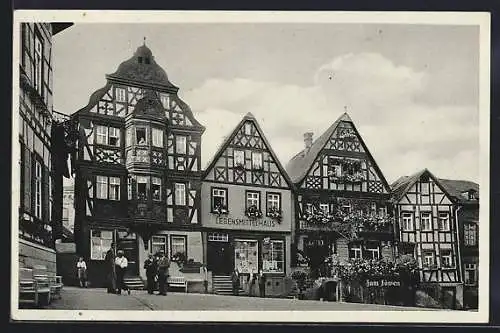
[45,287,444,311]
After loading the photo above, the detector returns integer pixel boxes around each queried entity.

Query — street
[46,287,442,311]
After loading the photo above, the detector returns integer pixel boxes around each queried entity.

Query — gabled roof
[202,112,295,189]
[439,178,479,203]
[285,112,390,192]
[390,168,455,203]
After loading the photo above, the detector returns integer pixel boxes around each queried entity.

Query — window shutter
[42,165,49,222]
[24,147,31,213]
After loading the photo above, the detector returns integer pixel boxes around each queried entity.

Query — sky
[52,23,480,184]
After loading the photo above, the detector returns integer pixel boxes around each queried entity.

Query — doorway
[116,231,139,277]
[207,239,233,275]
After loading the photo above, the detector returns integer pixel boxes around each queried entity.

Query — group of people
[231,268,267,297]
[143,252,171,295]
[104,242,131,295]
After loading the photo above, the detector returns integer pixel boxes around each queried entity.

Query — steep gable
[286,112,390,194]
[203,112,293,189]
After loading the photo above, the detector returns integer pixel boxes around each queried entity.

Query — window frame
[319,203,329,214]
[115,87,127,103]
[211,187,228,211]
[438,212,450,231]
[262,239,285,274]
[108,127,120,147]
[401,212,414,231]
[174,183,186,206]
[246,190,261,210]
[150,235,168,256]
[34,158,43,219]
[108,176,121,201]
[464,263,477,285]
[421,212,432,231]
[176,135,187,155]
[464,223,478,246]
[90,229,114,261]
[152,177,162,201]
[159,93,170,109]
[440,250,454,268]
[152,128,164,148]
[170,234,187,261]
[136,127,148,145]
[136,176,149,200]
[266,192,281,215]
[234,150,245,167]
[96,125,108,145]
[365,245,380,260]
[423,251,435,269]
[251,151,263,170]
[33,31,43,96]
[349,243,363,259]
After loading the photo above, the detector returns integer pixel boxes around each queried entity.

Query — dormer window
[145,57,150,64]
[462,190,478,201]
[138,57,143,64]
[116,88,126,103]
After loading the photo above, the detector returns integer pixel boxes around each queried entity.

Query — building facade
[439,179,479,309]
[62,184,75,241]
[18,23,72,275]
[285,113,394,277]
[71,43,205,287]
[201,113,294,295]
[392,169,464,309]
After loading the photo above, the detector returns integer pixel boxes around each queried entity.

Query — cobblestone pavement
[45,287,444,311]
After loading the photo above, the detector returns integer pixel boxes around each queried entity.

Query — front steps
[212,275,244,295]
[124,276,145,290]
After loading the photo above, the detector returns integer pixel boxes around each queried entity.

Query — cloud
[184,52,478,183]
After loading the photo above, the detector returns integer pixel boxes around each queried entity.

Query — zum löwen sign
[365,279,401,288]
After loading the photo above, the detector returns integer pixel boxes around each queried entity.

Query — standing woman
[104,242,117,294]
[76,257,87,288]
[115,250,130,295]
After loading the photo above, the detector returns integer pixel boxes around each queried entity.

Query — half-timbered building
[18,23,72,276]
[285,113,394,277]
[71,43,205,287]
[439,179,479,309]
[201,112,294,296]
[392,169,464,309]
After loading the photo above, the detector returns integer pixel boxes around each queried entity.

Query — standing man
[258,270,267,298]
[231,268,240,296]
[115,250,130,295]
[104,242,116,294]
[144,254,157,294]
[157,251,170,296]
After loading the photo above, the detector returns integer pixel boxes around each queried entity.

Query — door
[116,231,139,277]
[207,241,233,275]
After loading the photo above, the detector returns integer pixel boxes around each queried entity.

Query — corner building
[72,43,205,287]
[201,113,294,296]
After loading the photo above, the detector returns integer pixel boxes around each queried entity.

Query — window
[175,183,186,206]
[464,263,477,285]
[97,126,120,146]
[440,250,454,268]
[96,176,108,199]
[421,212,432,231]
[116,87,126,103]
[160,93,170,109]
[464,223,477,246]
[328,158,342,178]
[423,251,435,268]
[401,212,414,231]
[421,182,430,195]
[319,203,329,214]
[212,188,227,211]
[152,177,161,201]
[246,191,260,209]
[151,235,167,255]
[341,202,352,214]
[34,33,43,95]
[262,240,284,273]
[152,128,163,147]
[234,239,258,273]
[244,122,252,135]
[96,126,108,145]
[176,136,186,154]
[109,127,120,146]
[366,245,380,260]
[109,177,120,201]
[208,233,229,242]
[90,230,113,260]
[34,160,42,219]
[137,176,148,200]
[267,193,281,214]
[127,176,132,200]
[349,244,362,259]
[170,235,187,261]
[234,150,245,167]
[136,128,147,145]
[251,152,263,170]
[438,212,450,231]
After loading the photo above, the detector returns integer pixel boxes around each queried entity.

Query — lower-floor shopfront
[76,223,203,287]
[204,230,291,276]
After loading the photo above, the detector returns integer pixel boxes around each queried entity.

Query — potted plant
[267,206,282,221]
[212,204,229,215]
[245,205,263,218]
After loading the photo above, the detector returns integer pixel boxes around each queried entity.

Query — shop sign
[365,279,401,288]
[215,216,278,228]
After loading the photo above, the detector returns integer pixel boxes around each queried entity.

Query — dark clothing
[231,271,240,296]
[258,274,266,298]
[115,266,128,294]
[144,258,157,294]
[104,249,116,293]
[157,257,170,295]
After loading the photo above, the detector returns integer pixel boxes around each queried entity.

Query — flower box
[267,206,282,220]
[212,204,229,215]
[245,205,263,218]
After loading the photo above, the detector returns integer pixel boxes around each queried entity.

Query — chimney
[304,132,313,149]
